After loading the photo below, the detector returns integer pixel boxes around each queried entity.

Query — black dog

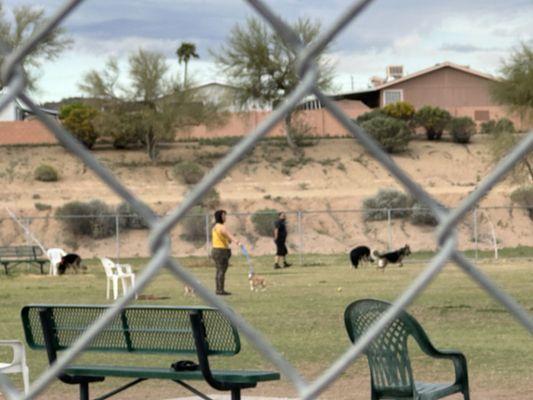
[57,253,83,275]
[373,245,411,270]
[349,246,373,269]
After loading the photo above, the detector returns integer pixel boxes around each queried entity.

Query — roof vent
[370,76,385,87]
[386,65,404,80]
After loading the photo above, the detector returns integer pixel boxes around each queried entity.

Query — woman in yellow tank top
[212,210,240,295]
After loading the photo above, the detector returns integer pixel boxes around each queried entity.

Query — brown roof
[372,61,497,91]
[0,120,57,146]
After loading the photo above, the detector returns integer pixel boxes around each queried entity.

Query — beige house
[330,61,521,127]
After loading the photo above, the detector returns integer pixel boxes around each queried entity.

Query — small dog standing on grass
[248,272,266,292]
[373,245,412,270]
[349,245,373,269]
[183,285,195,296]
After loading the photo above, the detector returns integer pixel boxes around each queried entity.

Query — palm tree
[176,42,199,86]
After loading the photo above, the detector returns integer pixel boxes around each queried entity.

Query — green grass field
[1,254,532,399]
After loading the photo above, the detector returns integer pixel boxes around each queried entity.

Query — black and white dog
[373,245,411,270]
[349,245,373,269]
[57,253,83,275]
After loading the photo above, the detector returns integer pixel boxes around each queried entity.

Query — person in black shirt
[273,212,291,269]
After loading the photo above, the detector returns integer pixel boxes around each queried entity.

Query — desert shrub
[360,116,412,153]
[448,116,476,143]
[55,200,115,238]
[34,203,52,211]
[59,103,98,149]
[410,202,439,226]
[94,110,145,149]
[173,161,204,184]
[363,189,412,221]
[181,206,206,242]
[289,115,320,147]
[479,118,516,134]
[55,201,92,236]
[117,202,150,230]
[494,117,516,133]
[251,208,278,237]
[200,188,221,209]
[34,164,58,182]
[198,137,241,146]
[480,119,496,134]
[414,106,452,140]
[382,101,415,121]
[510,185,533,219]
[354,108,387,124]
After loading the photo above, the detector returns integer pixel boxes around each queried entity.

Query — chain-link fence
[1,206,532,264]
[0,0,532,399]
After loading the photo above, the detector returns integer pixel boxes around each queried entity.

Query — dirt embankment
[0,136,530,257]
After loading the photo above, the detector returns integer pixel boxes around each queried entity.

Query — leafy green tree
[59,103,99,149]
[176,42,199,86]
[79,49,223,160]
[415,106,452,140]
[490,43,533,125]
[0,1,71,91]
[212,17,334,148]
[489,129,533,183]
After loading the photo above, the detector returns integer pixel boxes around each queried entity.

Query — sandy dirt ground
[0,136,531,259]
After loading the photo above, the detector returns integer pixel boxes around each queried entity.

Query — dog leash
[240,244,254,275]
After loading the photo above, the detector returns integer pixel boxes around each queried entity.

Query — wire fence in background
[1,206,532,264]
[0,0,532,399]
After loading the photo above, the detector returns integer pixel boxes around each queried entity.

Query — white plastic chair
[46,248,66,276]
[0,340,30,394]
[99,257,136,300]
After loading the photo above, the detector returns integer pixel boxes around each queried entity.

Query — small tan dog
[248,272,266,292]
[184,285,195,296]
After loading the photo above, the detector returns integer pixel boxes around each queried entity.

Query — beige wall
[175,100,370,139]
[381,67,494,109]
[0,120,56,145]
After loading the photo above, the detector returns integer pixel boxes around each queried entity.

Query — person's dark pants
[275,240,288,256]
[212,248,231,293]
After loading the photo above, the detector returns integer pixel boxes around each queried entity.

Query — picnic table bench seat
[21,304,280,400]
[0,245,48,274]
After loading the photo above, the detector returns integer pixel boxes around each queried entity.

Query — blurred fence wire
[0,0,532,399]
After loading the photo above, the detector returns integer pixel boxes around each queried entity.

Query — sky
[5,0,533,103]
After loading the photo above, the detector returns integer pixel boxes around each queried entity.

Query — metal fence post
[297,210,303,266]
[205,213,211,256]
[387,209,392,251]
[115,214,120,260]
[473,207,478,261]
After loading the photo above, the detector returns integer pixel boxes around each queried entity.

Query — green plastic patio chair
[344,299,469,400]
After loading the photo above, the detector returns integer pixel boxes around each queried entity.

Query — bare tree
[79,49,224,160]
[0,1,71,91]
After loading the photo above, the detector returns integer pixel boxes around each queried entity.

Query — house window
[474,110,490,121]
[383,90,403,105]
